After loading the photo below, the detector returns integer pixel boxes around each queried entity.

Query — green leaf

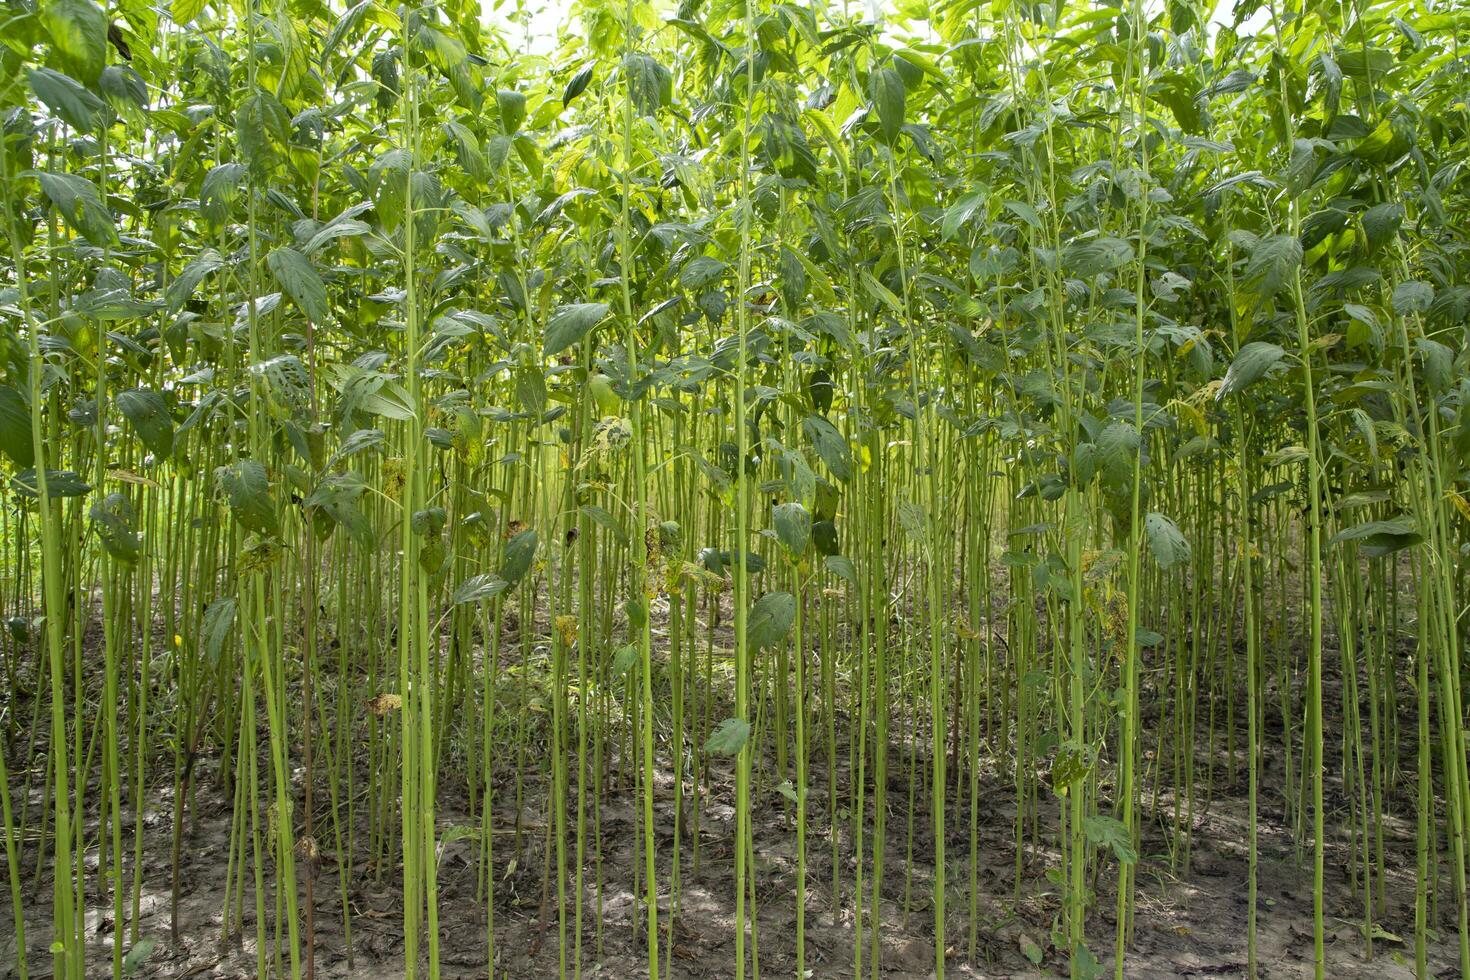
[1144,511,1191,569]
[171,0,206,24]
[1331,516,1421,558]
[200,597,237,664]
[543,302,610,356]
[41,0,108,83]
[747,591,796,651]
[451,573,510,604]
[13,469,92,498]
[1241,234,1302,298]
[623,53,671,116]
[868,67,905,143]
[1216,342,1286,399]
[1082,814,1138,864]
[199,164,248,227]
[1360,202,1403,255]
[1061,236,1133,278]
[304,473,373,547]
[166,249,225,313]
[580,504,628,547]
[771,502,811,557]
[704,717,751,756]
[1392,280,1433,315]
[802,415,851,481]
[499,528,538,585]
[122,936,157,977]
[28,66,105,131]
[33,169,115,246]
[823,554,856,585]
[563,62,594,105]
[497,89,526,133]
[237,91,291,176]
[0,385,35,467]
[941,188,988,241]
[216,460,277,536]
[115,388,174,458]
[266,247,330,324]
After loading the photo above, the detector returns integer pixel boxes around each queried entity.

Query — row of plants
[0,0,1467,977]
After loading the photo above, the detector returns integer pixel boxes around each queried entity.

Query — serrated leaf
[772,502,811,557]
[200,597,237,664]
[41,0,107,84]
[216,460,277,536]
[451,573,510,604]
[704,717,751,756]
[1144,511,1191,569]
[1061,236,1133,278]
[802,415,851,481]
[868,66,905,143]
[497,89,526,133]
[1331,516,1421,558]
[1241,234,1302,298]
[1392,280,1433,315]
[1082,814,1138,864]
[823,554,856,585]
[623,52,670,116]
[1216,342,1286,399]
[266,247,330,324]
[1360,202,1403,255]
[28,66,105,131]
[166,250,225,313]
[499,528,538,585]
[33,169,115,246]
[563,62,594,105]
[116,388,174,458]
[747,591,796,651]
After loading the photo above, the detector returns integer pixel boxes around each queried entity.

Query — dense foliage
[1,0,1468,977]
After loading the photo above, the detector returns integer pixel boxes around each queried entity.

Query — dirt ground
[2,714,1461,980]
[0,606,1463,979]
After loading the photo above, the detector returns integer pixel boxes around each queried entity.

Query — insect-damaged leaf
[13,469,92,499]
[771,502,811,557]
[543,302,610,356]
[216,460,277,536]
[499,528,538,585]
[704,717,751,756]
[91,492,141,564]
